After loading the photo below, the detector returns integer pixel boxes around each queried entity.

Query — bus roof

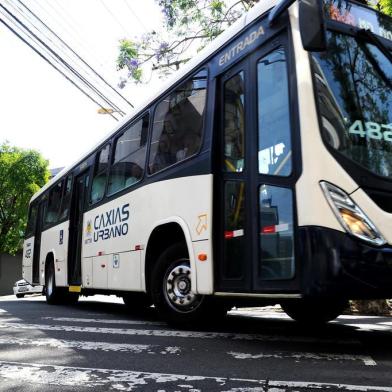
[31,0,279,203]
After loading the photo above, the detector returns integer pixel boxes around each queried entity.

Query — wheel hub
[165,264,200,311]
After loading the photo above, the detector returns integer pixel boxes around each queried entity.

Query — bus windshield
[311,30,392,178]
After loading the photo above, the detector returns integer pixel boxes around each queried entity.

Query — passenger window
[223,181,246,278]
[25,204,38,238]
[258,48,292,176]
[223,71,245,172]
[108,115,149,195]
[148,69,207,174]
[259,185,294,280]
[91,144,110,204]
[59,175,72,220]
[44,181,63,225]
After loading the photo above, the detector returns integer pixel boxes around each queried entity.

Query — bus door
[32,200,45,284]
[68,171,89,285]
[216,34,300,293]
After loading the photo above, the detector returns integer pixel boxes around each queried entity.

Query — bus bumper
[299,226,392,299]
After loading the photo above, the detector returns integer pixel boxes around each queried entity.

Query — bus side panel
[22,237,34,283]
[39,221,70,287]
[82,174,213,295]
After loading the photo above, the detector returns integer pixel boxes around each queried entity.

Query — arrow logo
[196,214,208,235]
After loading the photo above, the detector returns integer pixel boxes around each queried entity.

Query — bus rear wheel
[281,299,348,324]
[45,259,63,305]
[45,260,79,305]
[151,243,222,325]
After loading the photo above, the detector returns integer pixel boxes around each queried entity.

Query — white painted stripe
[42,317,165,326]
[268,380,392,391]
[345,323,392,332]
[0,336,180,355]
[0,361,390,391]
[0,309,7,313]
[0,322,359,345]
[228,351,376,366]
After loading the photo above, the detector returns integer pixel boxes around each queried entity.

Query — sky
[0,0,164,169]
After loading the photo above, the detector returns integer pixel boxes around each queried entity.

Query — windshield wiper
[356,29,392,89]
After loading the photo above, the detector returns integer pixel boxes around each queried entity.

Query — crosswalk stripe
[228,351,376,366]
[0,322,360,345]
[0,336,180,355]
[42,317,165,326]
[0,361,389,391]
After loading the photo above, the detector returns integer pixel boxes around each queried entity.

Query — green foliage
[116,0,258,87]
[116,0,391,87]
[117,39,143,84]
[379,0,392,15]
[0,143,49,254]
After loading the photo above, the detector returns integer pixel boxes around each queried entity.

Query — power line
[0,14,119,122]
[40,0,115,75]
[15,0,133,108]
[0,4,123,118]
[122,0,149,32]
[99,0,133,37]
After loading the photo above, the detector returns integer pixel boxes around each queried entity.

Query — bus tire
[45,259,64,305]
[151,243,221,325]
[281,298,348,324]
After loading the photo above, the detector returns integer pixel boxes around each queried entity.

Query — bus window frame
[107,113,150,197]
[43,179,64,229]
[89,142,112,206]
[25,201,38,239]
[146,67,209,177]
[59,174,73,221]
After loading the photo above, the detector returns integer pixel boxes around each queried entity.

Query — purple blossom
[125,58,139,69]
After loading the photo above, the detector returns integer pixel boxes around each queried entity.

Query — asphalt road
[0,294,391,391]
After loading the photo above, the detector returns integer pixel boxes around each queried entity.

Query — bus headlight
[320,181,386,246]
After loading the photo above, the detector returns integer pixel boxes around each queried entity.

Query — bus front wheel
[281,299,348,324]
[151,243,222,325]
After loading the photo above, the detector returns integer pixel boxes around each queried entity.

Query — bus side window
[257,47,292,176]
[59,175,72,220]
[148,69,207,174]
[108,114,149,195]
[44,181,63,226]
[223,71,245,173]
[25,204,38,238]
[90,144,110,204]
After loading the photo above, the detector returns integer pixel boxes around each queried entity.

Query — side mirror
[299,0,327,51]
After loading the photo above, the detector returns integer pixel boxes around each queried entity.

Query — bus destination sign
[325,0,392,41]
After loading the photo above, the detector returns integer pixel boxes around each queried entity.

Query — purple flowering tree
[116,0,258,85]
[116,0,390,86]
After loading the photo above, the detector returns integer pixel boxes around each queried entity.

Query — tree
[116,0,391,86]
[0,143,49,254]
[116,0,257,86]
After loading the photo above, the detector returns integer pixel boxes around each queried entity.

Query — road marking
[345,323,392,332]
[42,316,165,326]
[0,322,360,345]
[0,361,390,391]
[228,351,376,366]
[0,336,180,355]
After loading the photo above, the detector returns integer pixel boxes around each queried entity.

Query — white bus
[23,0,392,324]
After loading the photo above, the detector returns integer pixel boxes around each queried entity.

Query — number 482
[349,120,392,141]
